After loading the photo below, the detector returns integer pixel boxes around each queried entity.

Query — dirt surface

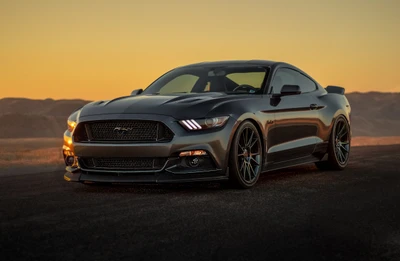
[1,145,400,261]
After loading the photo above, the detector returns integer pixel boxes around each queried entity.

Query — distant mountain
[0,92,399,138]
[0,98,88,117]
[346,92,400,136]
[0,98,88,139]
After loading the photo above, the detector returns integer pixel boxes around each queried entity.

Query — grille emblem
[113,127,133,134]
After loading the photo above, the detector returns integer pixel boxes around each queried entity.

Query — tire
[315,115,351,171]
[228,121,263,189]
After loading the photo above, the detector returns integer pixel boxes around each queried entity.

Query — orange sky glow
[1,0,399,100]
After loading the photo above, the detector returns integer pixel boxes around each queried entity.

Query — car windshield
[142,66,269,95]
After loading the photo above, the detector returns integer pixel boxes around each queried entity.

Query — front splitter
[64,168,229,184]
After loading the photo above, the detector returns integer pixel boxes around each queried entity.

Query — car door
[266,68,320,163]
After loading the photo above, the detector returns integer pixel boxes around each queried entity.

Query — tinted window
[142,66,269,95]
[271,68,316,94]
[226,72,266,89]
[296,72,317,93]
[158,74,199,94]
[271,69,295,94]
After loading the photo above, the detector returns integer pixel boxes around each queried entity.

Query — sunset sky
[1,0,399,100]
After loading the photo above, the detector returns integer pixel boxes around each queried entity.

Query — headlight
[67,110,80,132]
[179,116,229,131]
[67,120,77,132]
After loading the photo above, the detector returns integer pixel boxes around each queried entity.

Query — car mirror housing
[274,85,301,97]
[131,89,143,96]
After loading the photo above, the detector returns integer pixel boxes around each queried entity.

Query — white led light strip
[186,120,197,129]
[182,119,202,130]
[182,121,193,130]
[190,120,202,129]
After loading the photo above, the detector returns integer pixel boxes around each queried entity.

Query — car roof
[178,60,287,68]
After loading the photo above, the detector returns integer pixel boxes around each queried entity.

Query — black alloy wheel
[315,115,351,170]
[229,121,263,188]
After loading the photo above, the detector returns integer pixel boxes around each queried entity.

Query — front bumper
[64,167,229,184]
[63,113,234,184]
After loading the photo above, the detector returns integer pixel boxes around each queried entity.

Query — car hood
[78,92,257,119]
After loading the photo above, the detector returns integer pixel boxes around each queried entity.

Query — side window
[271,69,296,94]
[296,72,317,93]
[271,68,316,94]
[226,72,266,89]
[158,74,199,94]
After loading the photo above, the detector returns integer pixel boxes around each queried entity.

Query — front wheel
[315,115,351,170]
[228,121,263,189]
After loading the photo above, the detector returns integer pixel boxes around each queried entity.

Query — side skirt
[263,155,320,172]
[262,142,329,172]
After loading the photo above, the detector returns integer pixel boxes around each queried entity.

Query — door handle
[310,104,318,110]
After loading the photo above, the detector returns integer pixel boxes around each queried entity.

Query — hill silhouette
[0,92,398,138]
[0,98,88,138]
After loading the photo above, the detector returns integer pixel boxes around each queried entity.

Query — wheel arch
[245,118,266,166]
[317,93,351,143]
[329,110,351,137]
[225,115,266,172]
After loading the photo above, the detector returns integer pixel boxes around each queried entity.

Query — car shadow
[72,180,225,194]
[72,164,321,194]
[259,164,319,182]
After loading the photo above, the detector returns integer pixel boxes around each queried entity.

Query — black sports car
[63,60,351,189]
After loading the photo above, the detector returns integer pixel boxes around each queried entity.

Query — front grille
[79,157,167,171]
[74,120,174,142]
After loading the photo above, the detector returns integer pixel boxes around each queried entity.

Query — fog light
[188,157,200,168]
[179,150,207,157]
[66,156,75,166]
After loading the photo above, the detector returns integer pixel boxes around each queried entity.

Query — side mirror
[130,89,143,96]
[273,85,301,97]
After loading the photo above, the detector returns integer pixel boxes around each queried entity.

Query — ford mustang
[63,60,351,189]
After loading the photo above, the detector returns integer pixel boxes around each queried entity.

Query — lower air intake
[79,157,168,171]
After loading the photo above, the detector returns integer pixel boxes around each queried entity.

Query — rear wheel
[315,115,351,170]
[228,121,263,189]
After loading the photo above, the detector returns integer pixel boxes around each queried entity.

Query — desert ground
[1,144,400,261]
[0,138,63,176]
